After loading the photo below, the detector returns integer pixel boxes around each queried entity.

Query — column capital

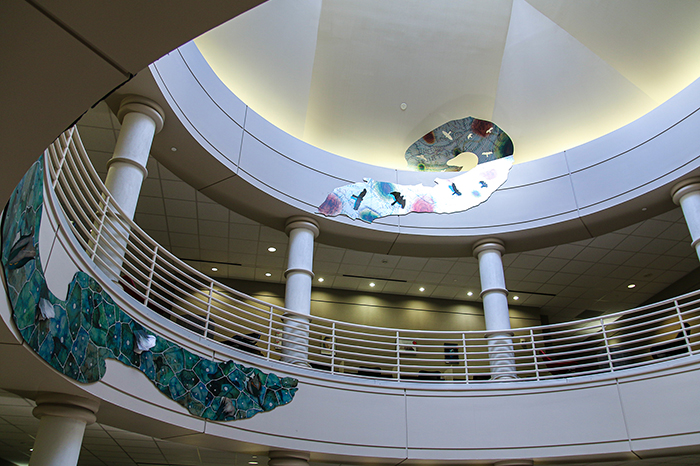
[285,216,319,238]
[117,95,165,134]
[472,238,506,257]
[268,450,310,465]
[671,177,700,205]
[32,393,99,425]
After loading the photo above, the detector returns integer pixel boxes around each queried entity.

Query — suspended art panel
[318,117,514,223]
[1,158,298,421]
[405,117,513,172]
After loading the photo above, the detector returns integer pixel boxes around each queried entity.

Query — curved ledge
[129,41,700,256]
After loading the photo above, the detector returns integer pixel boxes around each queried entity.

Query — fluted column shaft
[672,178,700,261]
[29,393,99,466]
[473,238,516,380]
[97,96,164,281]
[282,216,319,365]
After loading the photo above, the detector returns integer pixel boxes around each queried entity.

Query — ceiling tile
[658,222,691,241]
[170,233,199,248]
[369,254,401,268]
[416,271,446,285]
[342,250,374,266]
[509,254,545,269]
[164,199,197,218]
[535,257,569,272]
[228,239,259,253]
[423,258,458,273]
[395,256,429,270]
[314,260,340,274]
[338,264,368,276]
[200,235,229,252]
[588,233,626,249]
[260,226,288,242]
[315,245,345,262]
[615,235,653,252]
[229,223,260,241]
[135,196,166,215]
[197,202,230,222]
[632,219,673,238]
[168,217,198,235]
[199,220,229,237]
[598,250,634,265]
[161,179,197,201]
[547,243,585,259]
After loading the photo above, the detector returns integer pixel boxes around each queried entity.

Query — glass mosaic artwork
[319,117,514,223]
[405,116,513,172]
[1,158,298,421]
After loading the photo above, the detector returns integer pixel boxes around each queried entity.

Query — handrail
[44,127,700,383]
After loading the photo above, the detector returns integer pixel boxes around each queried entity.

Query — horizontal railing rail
[43,127,700,383]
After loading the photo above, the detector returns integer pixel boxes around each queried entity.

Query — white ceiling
[194,0,700,169]
[77,102,699,323]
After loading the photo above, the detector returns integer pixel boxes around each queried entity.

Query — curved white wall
[144,42,700,256]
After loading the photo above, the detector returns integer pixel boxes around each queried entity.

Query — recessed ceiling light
[170,146,177,152]
[628,283,636,289]
[211,267,218,272]
[419,287,425,292]
[400,102,407,111]
[641,207,647,211]
[267,247,277,253]
[265,272,271,277]
[318,277,324,282]
[513,296,519,300]
[369,282,376,287]
[249,462,258,465]
[467,291,473,296]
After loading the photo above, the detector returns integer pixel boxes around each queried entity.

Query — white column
[672,178,700,261]
[473,238,516,380]
[282,216,319,365]
[97,96,164,281]
[268,450,310,466]
[29,393,99,466]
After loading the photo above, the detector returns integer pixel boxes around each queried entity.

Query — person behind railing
[651,322,692,360]
[225,332,263,356]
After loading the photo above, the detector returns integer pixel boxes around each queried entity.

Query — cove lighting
[628,283,636,289]
[318,277,324,282]
[369,282,376,287]
[267,247,277,253]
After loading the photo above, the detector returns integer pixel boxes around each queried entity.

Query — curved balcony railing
[45,127,700,383]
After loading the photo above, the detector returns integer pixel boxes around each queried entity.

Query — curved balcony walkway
[1,127,699,464]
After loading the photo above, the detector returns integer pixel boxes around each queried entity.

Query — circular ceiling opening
[195,0,700,169]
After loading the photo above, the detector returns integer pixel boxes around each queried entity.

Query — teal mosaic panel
[1,157,298,421]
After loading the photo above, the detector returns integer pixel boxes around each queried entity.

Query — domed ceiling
[195,0,700,169]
